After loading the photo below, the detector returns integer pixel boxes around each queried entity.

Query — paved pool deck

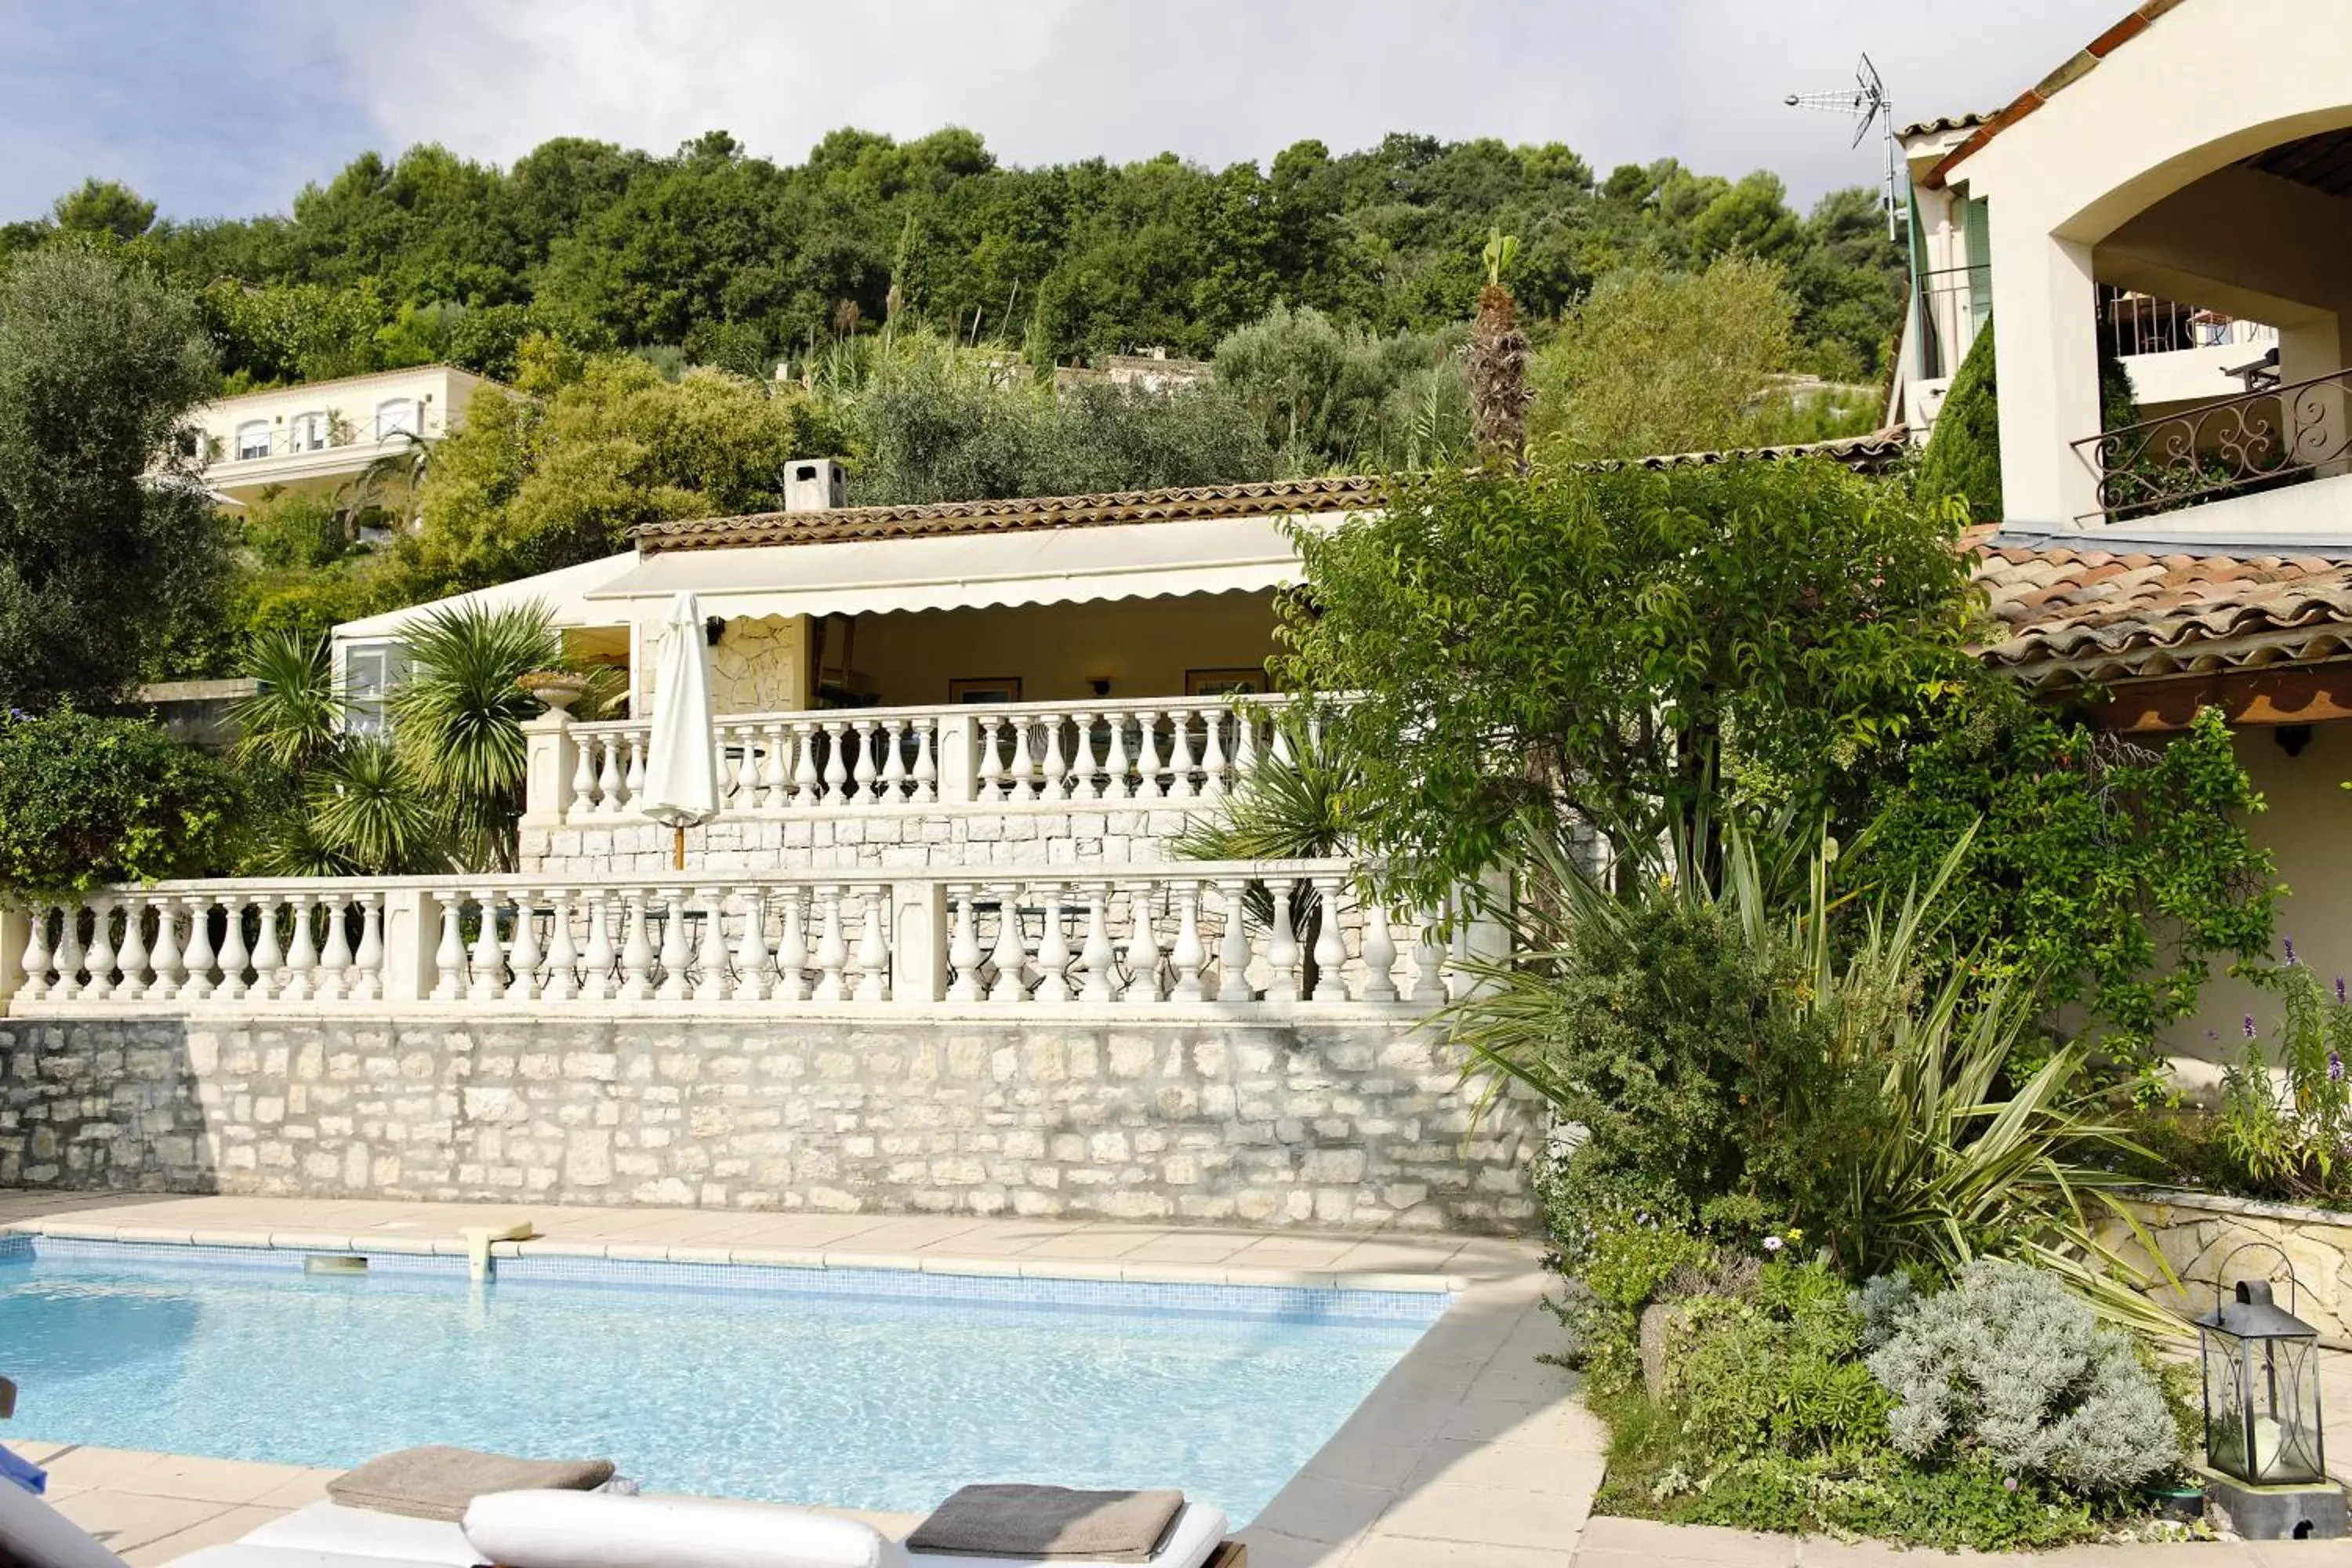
[8,1192,2352,1566]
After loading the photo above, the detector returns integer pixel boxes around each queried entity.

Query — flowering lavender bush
[2220,947,2352,1195]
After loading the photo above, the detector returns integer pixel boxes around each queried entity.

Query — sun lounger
[0,1465,1236,1568]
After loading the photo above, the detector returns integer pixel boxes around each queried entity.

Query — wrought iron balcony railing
[2071,366,2352,522]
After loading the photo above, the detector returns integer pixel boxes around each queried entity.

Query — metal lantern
[2196,1245,2327,1486]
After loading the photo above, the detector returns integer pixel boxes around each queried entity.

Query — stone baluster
[851,720,879,804]
[1360,898,1401,1004]
[1068,713,1100,803]
[912,720,938,804]
[463,891,501,1003]
[1079,885,1116,1003]
[317,896,354,1003]
[1125,883,1163,1003]
[349,893,384,1004]
[819,720,850,804]
[426,895,463,1002]
[1264,881,1301,1003]
[282,898,320,1004]
[775,887,811,1003]
[248,897,283,1004]
[593,733,622,814]
[579,893,617,1002]
[812,887,848,1002]
[975,717,1006,804]
[540,889,579,1003]
[947,888,984,1002]
[855,887,889,1002]
[180,895,219,1003]
[732,731,762,811]
[1234,705,1261,782]
[1006,717,1037,804]
[1198,706,1229,799]
[733,890,771,1003]
[505,893,544,1002]
[1166,712,1197,801]
[622,735,647,810]
[1309,873,1348,1002]
[82,899,118,1002]
[1409,910,1448,1004]
[1040,718,1068,802]
[694,887,731,1003]
[1033,885,1071,1005]
[17,905,51,1004]
[656,887,693,1001]
[1133,710,1164,801]
[1215,878,1253,1002]
[115,896,151,1000]
[1103,712,1133,803]
[985,884,1027,1004]
[760,722,790,811]
[145,897,183,1003]
[213,902,247,1003]
[792,721,821,807]
[1271,718,1295,769]
[618,891,655,1000]
[572,733,600,815]
[877,719,907,804]
[51,905,86,1003]
[1171,881,1207,1002]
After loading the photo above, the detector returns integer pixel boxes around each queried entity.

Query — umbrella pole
[673,826,686,870]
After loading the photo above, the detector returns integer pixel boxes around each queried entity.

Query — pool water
[0,1243,1438,1525]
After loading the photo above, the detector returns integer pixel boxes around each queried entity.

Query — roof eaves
[1923,0,2190,191]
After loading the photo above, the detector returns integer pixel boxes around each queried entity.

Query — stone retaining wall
[2109,1189,2352,1343]
[0,1012,1537,1233]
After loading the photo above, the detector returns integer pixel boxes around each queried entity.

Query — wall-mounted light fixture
[2278,724,2314,758]
[704,615,726,648]
[1089,677,1112,698]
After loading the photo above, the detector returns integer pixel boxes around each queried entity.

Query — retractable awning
[582,516,1306,620]
[334,550,642,639]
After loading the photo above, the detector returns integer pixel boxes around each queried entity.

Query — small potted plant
[516,668,592,714]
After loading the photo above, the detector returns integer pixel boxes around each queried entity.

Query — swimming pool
[0,1237,1443,1526]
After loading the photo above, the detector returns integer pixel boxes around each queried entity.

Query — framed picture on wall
[1185,667,1267,697]
[949,677,1024,704]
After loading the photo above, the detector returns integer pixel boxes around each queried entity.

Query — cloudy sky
[0,1,2122,225]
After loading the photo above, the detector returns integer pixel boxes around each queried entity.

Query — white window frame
[234,420,272,460]
[375,397,419,441]
[339,639,408,736]
[288,411,328,453]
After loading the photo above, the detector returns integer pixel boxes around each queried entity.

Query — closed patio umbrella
[641,590,720,865]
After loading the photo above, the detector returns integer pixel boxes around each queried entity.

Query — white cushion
[903,1501,1228,1568]
[169,1551,456,1568]
[461,1490,909,1568]
[234,1504,477,1567]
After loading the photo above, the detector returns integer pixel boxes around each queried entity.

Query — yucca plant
[1453,811,2182,1338]
[307,736,445,873]
[232,629,342,773]
[390,600,558,872]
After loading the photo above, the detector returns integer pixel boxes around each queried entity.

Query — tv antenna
[1785,53,1902,241]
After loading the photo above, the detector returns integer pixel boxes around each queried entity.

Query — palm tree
[1467,229,1531,470]
[308,736,445,873]
[232,630,341,773]
[390,600,560,872]
[341,430,434,531]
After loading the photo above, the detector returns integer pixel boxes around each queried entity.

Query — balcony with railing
[2070,366,2352,523]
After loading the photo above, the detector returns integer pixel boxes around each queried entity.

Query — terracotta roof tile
[1972,529,2352,685]
[631,431,1911,555]
[1926,0,2188,189]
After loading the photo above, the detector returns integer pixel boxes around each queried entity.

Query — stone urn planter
[516,670,590,714]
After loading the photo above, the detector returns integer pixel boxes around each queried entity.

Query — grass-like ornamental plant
[1453,809,2179,1335]
[390,599,559,873]
[1864,1258,2180,1493]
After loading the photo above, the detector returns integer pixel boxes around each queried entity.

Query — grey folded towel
[906,1484,1185,1563]
[326,1444,615,1523]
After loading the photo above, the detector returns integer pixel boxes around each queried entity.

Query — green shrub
[1867,1258,2180,1493]
[242,488,347,570]
[1916,317,2001,521]
[0,710,244,896]
[2220,956,2352,1195]
[1665,1260,1892,1461]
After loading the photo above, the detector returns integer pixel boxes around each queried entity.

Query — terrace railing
[2071,366,2352,521]
[544,694,1301,825]
[2,860,1483,1017]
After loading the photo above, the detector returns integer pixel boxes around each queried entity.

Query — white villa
[187,364,496,516]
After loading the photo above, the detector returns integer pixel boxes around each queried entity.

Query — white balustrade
[5,858,1433,1017]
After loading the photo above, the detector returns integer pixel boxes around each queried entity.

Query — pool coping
[0,1218,1464,1295]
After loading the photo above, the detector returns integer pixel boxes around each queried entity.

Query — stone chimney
[784,457,847,512]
